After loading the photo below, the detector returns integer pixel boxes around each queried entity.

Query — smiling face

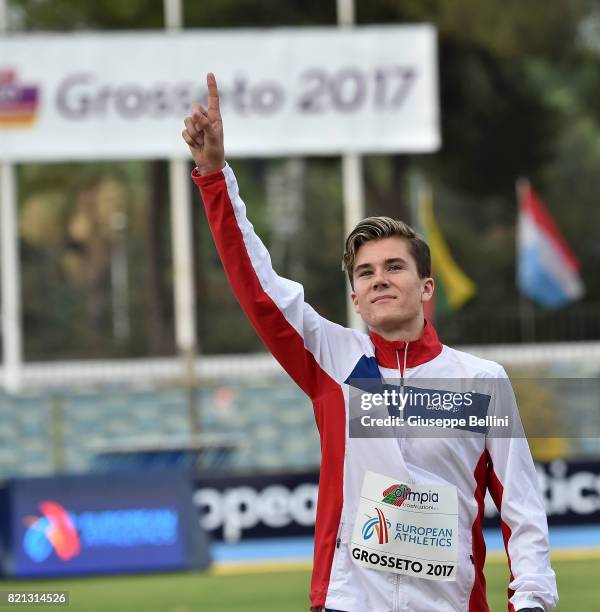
[351,236,434,340]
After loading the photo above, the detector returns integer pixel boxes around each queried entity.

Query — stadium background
[1,0,600,610]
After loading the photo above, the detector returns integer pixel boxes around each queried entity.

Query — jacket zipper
[336,520,344,549]
[394,343,409,612]
[395,342,409,393]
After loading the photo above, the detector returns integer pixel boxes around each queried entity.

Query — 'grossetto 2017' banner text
[0,26,439,161]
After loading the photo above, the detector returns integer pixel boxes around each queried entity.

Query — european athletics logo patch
[362,508,391,544]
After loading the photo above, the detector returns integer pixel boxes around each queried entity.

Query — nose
[372,268,390,290]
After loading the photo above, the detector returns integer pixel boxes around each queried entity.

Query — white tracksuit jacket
[193,164,558,612]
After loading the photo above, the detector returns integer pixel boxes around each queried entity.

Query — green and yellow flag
[418,187,476,315]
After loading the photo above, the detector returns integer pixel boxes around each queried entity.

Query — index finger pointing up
[207,72,220,113]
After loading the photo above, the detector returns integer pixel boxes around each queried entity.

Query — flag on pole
[516,180,584,308]
[418,186,476,318]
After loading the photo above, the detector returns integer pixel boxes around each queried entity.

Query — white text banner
[0,26,439,161]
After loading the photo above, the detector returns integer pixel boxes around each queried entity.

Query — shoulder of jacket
[440,345,507,377]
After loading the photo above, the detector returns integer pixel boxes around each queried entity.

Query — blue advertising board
[0,471,210,578]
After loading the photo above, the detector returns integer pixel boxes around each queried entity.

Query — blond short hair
[342,216,431,289]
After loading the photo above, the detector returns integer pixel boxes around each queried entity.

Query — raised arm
[182,75,362,398]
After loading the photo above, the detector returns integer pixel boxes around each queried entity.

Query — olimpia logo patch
[381,483,412,507]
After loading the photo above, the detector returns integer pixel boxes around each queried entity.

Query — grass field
[1,557,598,611]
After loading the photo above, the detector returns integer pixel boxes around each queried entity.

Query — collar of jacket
[369,320,443,370]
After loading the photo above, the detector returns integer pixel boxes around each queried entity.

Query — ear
[421,277,435,303]
[351,291,360,313]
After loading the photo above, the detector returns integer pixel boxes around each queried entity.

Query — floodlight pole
[164,0,200,434]
[0,0,24,392]
[337,0,366,331]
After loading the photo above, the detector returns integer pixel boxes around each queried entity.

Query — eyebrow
[354,257,408,274]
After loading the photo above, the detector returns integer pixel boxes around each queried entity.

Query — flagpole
[163,0,200,435]
[408,169,422,229]
[337,0,366,331]
[409,172,437,323]
[519,297,535,343]
[516,179,535,343]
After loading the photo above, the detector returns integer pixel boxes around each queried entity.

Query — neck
[370,315,425,342]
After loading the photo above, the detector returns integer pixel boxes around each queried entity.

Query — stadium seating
[0,375,317,478]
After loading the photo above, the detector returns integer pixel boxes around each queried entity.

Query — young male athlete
[182,73,558,612]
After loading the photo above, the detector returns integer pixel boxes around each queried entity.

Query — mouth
[371,295,396,304]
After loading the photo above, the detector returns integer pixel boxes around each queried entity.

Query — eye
[389,264,403,271]
[359,270,372,277]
